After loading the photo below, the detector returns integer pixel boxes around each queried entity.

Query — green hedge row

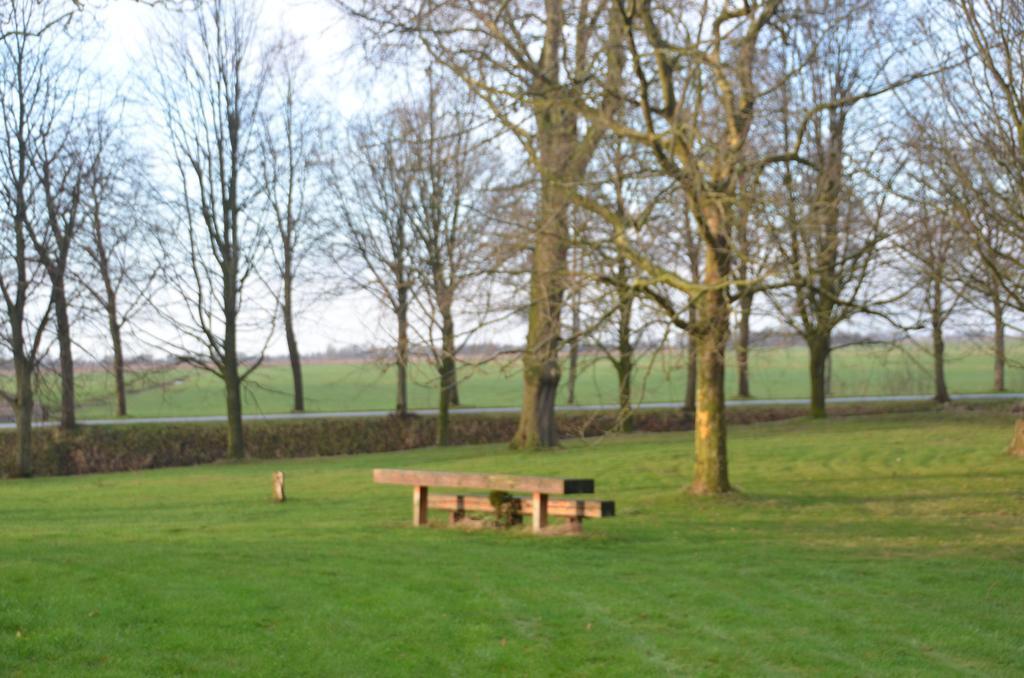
[0,402,939,478]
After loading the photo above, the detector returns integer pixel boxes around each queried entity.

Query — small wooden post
[532,492,548,533]
[566,517,583,534]
[272,471,286,502]
[413,485,429,526]
[1008,419,1024,457]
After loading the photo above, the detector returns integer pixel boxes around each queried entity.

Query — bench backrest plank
[373,468,594,494]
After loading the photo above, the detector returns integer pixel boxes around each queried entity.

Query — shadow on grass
[739,488,1024,509]
[750,468,1024,487]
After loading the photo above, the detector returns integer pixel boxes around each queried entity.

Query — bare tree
[960,223,1015,393]
[0,1,80,474]
[346,0,626,449]
[148,0,273,459]
[895,193,964,403]
[78,114,157,417]
[404,73,499,445]
[564,2,785,493]
[258,36,325,413]
[763,0,905,419]
[579,138,676,431]
[333,109,415,417]
[561,0,932,489]
[732,167,770,399]
[914,0,1024,399]
[32,101,89,431]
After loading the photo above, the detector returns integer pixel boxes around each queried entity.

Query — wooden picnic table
[372,468,615,533]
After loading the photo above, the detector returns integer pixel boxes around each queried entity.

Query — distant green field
[27,339,1024,419]
[1,409,1021,674]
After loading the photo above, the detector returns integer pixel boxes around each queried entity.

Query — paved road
[1,392,1021,430]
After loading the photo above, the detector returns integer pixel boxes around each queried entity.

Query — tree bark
[13,352,34,477]
[223,264,244,459]
[683,238,700,414]
[107,307,127,417]
[993,296,1005,392]
[512,165,569,450]
[396,281,409,417]
[808,333,831,419]
[932,307,950,404]
[614,268,634,433]
[512,1,598,450]
[691,220,732,495]
[53,282,75,430]
[736,289,753,398]
[282,272,304,412]
[450,365,460,406]
[692,313,730,494]
[436,307,456,446]
[615,308,633,433]
[684,320,697,414]
[567,287,580,405]
[91,203,128,417]
[223,358,245,460]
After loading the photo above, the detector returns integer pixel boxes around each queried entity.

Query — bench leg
[566,516,583,534]
[449,510,465,525]
[532,492,548,533]
[413,486,428,526]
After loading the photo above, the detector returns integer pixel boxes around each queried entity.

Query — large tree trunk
[436,307,456,446]
[692,309,730,494]
[53,283,75,430]
[282,274,304,412]
[691,222,732,495]
[736,289,753,398]
[512,163,569,450]
[13,352,34,477]
[514,298,563,449]
[396,282,409,417]
[512,3,594,449]
[932,307,950,404]
[993,296,1005,392]
[808,332,831,419]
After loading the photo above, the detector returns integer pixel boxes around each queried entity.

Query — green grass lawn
[52,339,1024,419]
[1,408,1022,675]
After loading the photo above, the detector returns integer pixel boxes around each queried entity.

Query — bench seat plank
[428,493,615,519]
[373,468,594,495]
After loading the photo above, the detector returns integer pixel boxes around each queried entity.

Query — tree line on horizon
[2,0,1023,489]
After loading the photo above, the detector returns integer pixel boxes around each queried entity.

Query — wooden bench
[372,468,615,533]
